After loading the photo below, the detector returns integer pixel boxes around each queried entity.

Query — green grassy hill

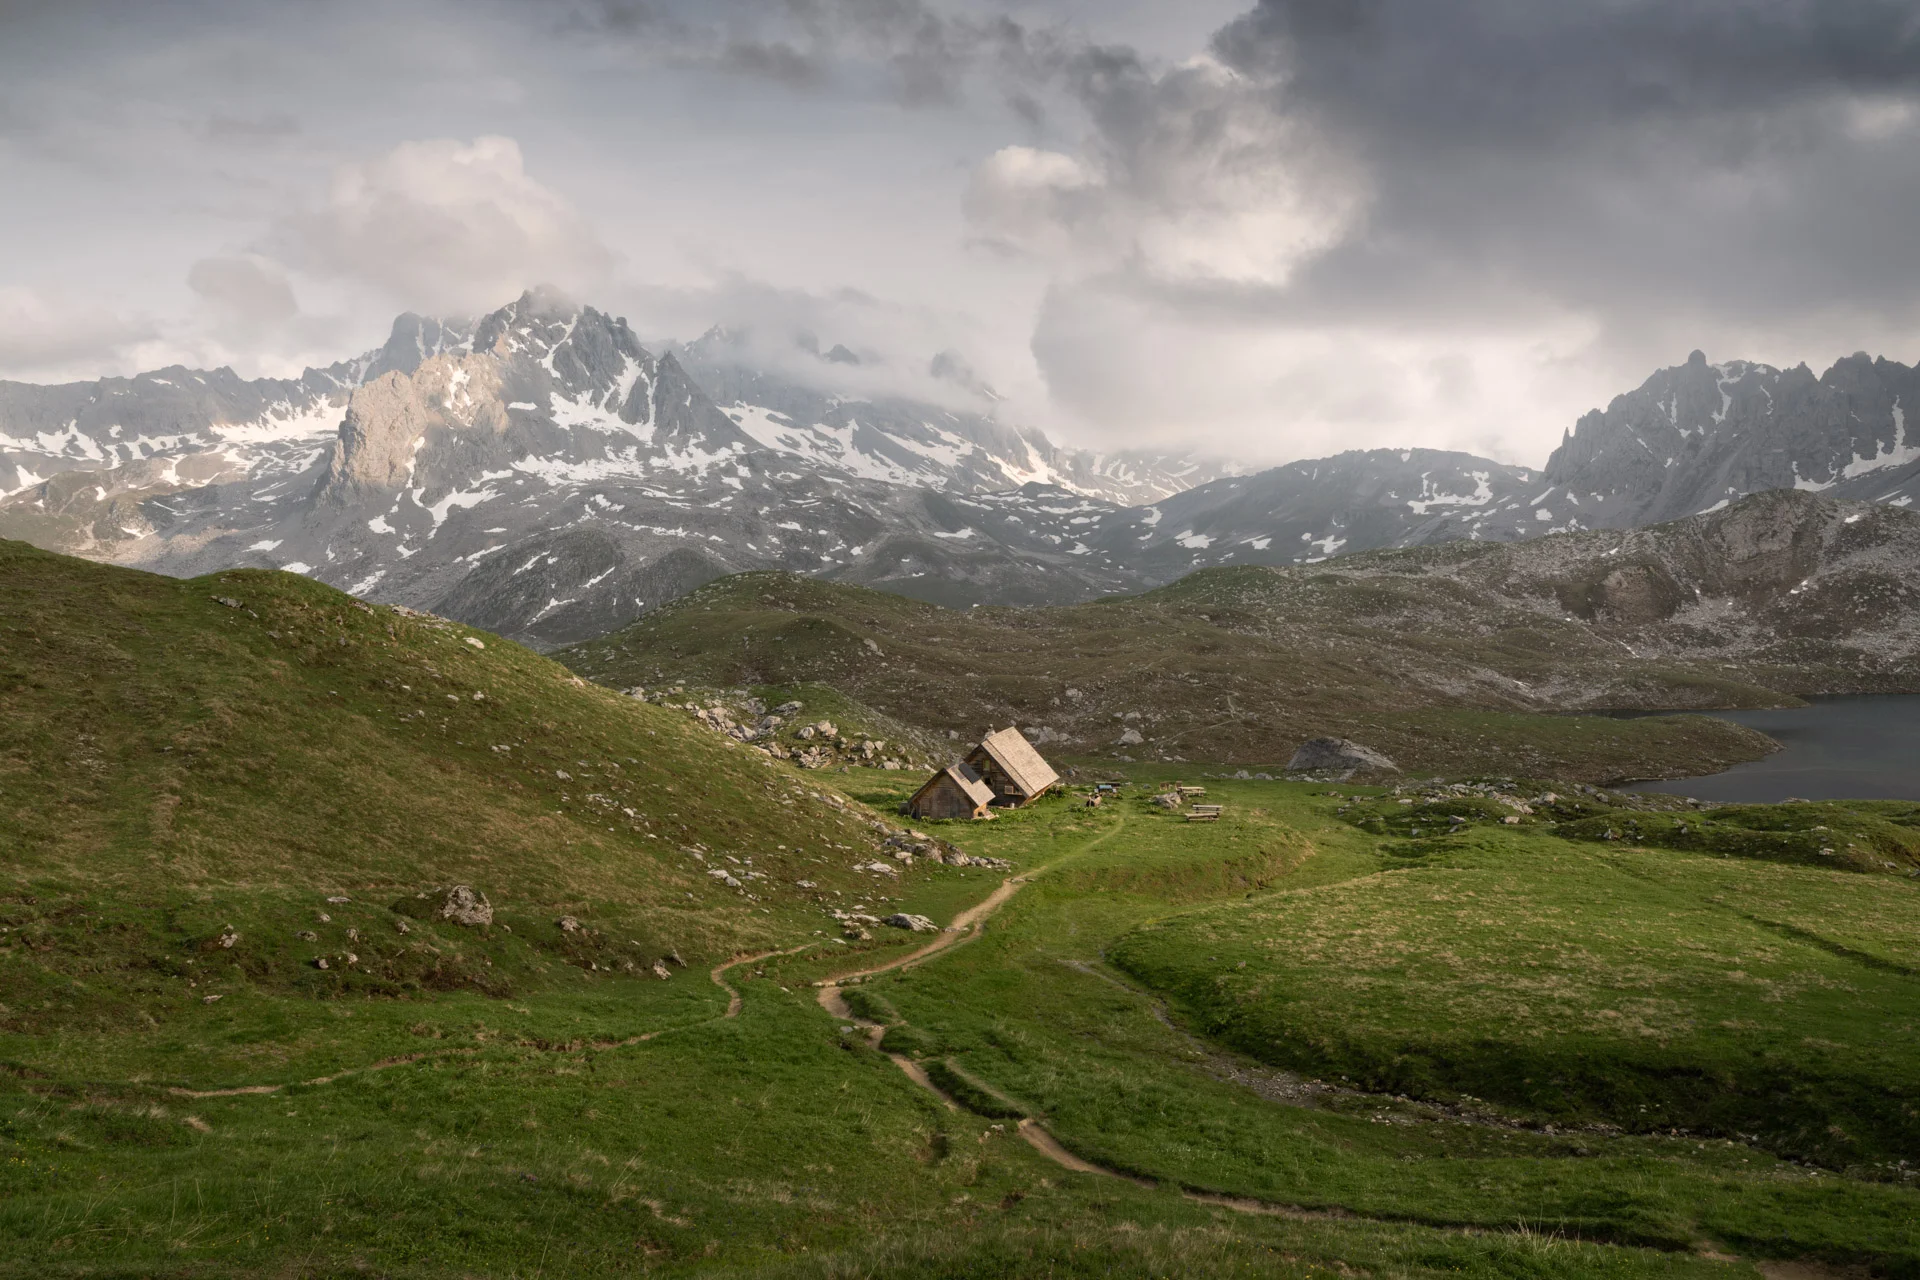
[0,538,923,1056]
[7,535,1920,1278]
[1111,788,1920,1170]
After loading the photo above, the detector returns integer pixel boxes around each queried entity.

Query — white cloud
[279,135,618,316]
[187,254,298,329]
[0,286,159,382]
[965,56,1365,290]
[1030,277,1609,466]
[963,145,1100,256]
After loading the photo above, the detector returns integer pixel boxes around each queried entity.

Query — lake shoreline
[1613,694,1920,802]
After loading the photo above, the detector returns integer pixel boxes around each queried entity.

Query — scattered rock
[556,916,582,933]
[314,957,329,970]
[707,868,743,889]
[1287,737,1400,774]
[437,885,493,927]
[216,928,240,949]
[296,930,318,942]
[212,596,243,609]
[650,961,672,980]
[883,913,938,933]
[202,994,223,1004]
[325,895,350,904]
[1118,728,1144,746]
[395,919,411,934]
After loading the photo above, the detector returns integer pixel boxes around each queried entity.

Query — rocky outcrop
[436,885,493,927]
[314,354,509,507]
[315,371,437,504]
[1287,738,1400,774]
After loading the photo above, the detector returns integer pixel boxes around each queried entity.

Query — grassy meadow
[6,757,1920,1274]
[3,541,1918,1276]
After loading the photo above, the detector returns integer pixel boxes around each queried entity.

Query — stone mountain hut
[907,727,1060,820]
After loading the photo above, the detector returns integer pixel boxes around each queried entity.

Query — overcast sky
[5,0,1920,467]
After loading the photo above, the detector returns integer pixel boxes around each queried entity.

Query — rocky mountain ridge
[6,305,1920,648]
[1543,350,1920,522]
[0,291,1222,642]
[670,327,1243,508]
[1101,351,1920,580]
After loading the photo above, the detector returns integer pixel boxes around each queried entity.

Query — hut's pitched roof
[911,761,995,812]
[943,762,996,809]
[975,727,1059,797]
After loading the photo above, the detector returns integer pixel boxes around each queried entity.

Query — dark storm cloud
[1198,0,1920,315]
[993,0,1920,355]
[967,1,1920,457]
[552,0,1131,111]
[1214,0,1920,146]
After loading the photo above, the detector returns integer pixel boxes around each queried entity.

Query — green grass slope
[1111,795,1920,1170]
[0,538,927,1061]
[791,772,1920,1274]
[3,738,1918,1275]
[558,570,1776,783]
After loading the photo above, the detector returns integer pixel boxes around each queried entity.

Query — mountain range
[3,288,1918,648]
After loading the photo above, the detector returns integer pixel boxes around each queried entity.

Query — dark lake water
[1625,694,1920,803]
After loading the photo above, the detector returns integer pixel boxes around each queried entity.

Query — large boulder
[436,885,494,927]
[1287,737,1399,774]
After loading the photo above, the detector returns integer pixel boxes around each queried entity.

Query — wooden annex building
[906,763,996,821]
[907,727,1060,821]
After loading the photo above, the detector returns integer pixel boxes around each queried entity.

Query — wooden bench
[1185,804,1224,823]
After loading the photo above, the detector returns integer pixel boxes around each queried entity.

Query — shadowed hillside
[560,492,1920,781]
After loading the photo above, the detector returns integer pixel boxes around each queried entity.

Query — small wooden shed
[964,727,1060,809]
[906,762,996,821]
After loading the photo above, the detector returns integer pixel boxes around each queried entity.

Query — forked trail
[813,816,1126,1017]
[806,817,1800,1272]
[813,821,1149,1181]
